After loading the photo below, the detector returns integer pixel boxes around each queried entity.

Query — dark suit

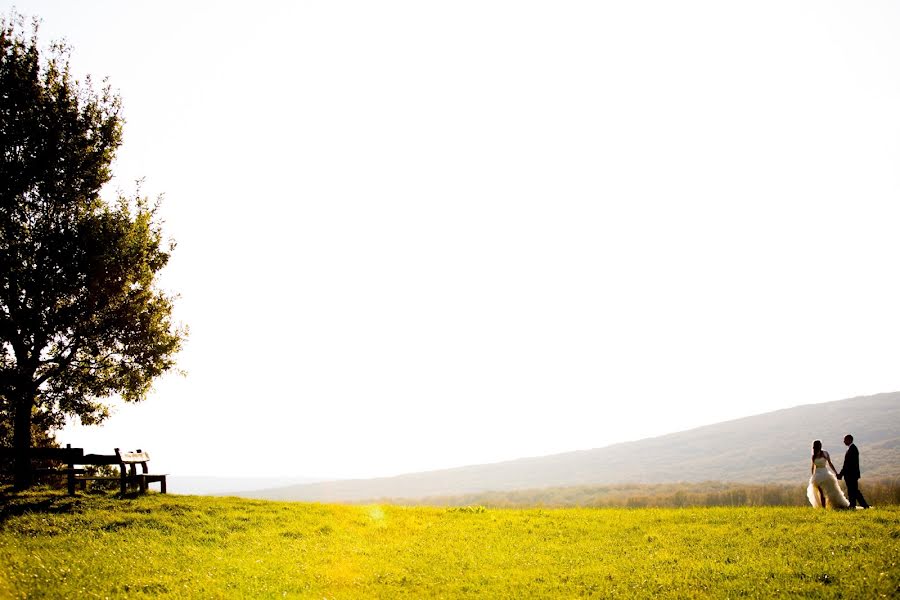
[840,443,869,508]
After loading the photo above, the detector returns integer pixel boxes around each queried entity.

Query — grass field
[0,490,897,598]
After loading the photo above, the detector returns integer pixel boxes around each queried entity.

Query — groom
[837,434,870,509]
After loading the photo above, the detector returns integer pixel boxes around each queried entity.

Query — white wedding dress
[807,453,849,509]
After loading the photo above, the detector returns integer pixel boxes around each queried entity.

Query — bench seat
[120,450,166,494]
[134,473,168,494]
[74,475,121,491]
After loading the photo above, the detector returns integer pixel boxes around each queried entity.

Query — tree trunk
[12,389,35,490]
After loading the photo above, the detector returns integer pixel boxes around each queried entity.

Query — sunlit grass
[0,490,897,598]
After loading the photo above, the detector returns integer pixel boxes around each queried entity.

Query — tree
[0,13,184,488]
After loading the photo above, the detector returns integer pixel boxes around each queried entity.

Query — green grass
[0,491,897,598]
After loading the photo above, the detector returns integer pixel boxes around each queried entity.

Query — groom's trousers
[845,477,869,508]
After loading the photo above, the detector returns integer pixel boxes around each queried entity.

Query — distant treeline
[366,479,900,508]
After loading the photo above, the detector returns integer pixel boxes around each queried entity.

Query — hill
[240,392,900,502]
[167,476,326,496]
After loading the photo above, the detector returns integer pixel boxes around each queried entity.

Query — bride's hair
[812,440,822,456]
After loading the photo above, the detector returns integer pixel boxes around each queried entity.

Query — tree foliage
[0,13,184,485]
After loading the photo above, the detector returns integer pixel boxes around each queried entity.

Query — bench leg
[159,477,166,494]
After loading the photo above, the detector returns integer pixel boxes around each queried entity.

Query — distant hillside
[167,476,327,496]
[240,392,900,503]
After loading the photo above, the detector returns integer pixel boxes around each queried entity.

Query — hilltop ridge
[238,392,900,502]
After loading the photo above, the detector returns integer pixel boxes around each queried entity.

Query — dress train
[807,457,849,509]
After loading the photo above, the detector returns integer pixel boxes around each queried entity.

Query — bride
[807,440,849,509]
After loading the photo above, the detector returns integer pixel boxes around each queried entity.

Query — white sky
[10,1,900,478]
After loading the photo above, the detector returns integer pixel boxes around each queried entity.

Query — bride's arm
[824,451,839,473]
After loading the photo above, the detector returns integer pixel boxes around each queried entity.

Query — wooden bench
[76,448,167,494]
[121,449,167,494]
[0,445,85,495]
[76,449,128,494]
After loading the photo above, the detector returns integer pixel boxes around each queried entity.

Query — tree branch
[33,339,82,387]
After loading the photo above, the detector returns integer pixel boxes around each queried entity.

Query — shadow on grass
[0,489,80,525]
[0,485,140,525]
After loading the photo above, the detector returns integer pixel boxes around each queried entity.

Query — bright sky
[12,1,900,478]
